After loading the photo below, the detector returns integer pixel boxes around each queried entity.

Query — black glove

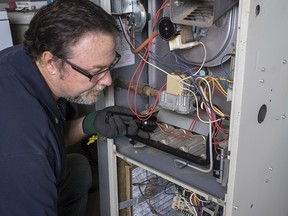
[82,106,150,139]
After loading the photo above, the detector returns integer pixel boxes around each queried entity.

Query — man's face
[58,32,117,104]
[64,84,106,105]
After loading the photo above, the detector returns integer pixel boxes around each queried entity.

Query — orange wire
[127,47,150,116]
[129,31,159,119]
[153,0,169,28]
[127,0,169,121]
[134,45,151,111]
[131,32,159,54]
[132,44,151,117]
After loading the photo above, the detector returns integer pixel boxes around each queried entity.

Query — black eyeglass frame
[60,52,121,81]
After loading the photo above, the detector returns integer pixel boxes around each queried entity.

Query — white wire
[119,16,223,125]
[190,192,210,204]
[138,55,223,124]
[118,15,174,80]
[196,76,226,117]
[192,41,207,76]
[119,15,205,92]
[178,76,225,120]
[179,41,206,79]
[135,56,218,173]
[182,196,198,216]
[120,16,216,174]
[182,86,223,124]
[174,118,213,173]
[182,190,197,216]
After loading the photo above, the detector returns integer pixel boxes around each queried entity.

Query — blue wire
[128,30,195,76]
[128,31,211,106]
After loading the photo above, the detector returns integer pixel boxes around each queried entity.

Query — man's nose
[97,71,112,86]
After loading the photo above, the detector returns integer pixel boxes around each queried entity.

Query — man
[0,0,140,215]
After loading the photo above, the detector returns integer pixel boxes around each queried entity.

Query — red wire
[201,99,229,157]
[188,109,201,132]
[127,44,151,118]
[127,0,170,121]
[133,46,151,113]
[127,43,150,113]
[153,0,169,29]
[133,82,167,121]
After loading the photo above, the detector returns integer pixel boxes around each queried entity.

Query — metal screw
[282,115,286,119]
[261,67,266,72]
[283,59,287,64]
[259,79,264,83]
[233,206,239,210]
[269,167,273,171]
[276,116,280,120]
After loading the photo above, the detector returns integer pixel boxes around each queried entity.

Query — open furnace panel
[98,0,288,215]
[111,0,238,215]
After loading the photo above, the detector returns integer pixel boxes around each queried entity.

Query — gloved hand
[82,106,150,139]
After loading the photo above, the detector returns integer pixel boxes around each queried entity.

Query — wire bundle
[117,0,233,167]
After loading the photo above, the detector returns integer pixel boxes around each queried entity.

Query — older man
[0,0,141,215]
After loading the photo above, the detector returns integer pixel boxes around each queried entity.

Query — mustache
[64,85,106,105]
[88,85,105,93]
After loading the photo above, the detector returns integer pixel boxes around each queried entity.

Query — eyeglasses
[60,52,121,81]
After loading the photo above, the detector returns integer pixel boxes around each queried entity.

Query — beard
[64,85,106,105]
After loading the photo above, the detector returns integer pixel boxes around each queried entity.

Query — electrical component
[170,0,238,27]
[158,92,194,114]
[157,16,178,41]
[169,34,200,51]
[171,193,195,215]
[157,17,201,50]
[166,74,186,95]
[111,0,147,32]
[158,74,195,114]
[172,6,238,67]
[126,1,147,32]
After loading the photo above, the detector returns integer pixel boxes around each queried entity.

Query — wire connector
[169,34,200,51]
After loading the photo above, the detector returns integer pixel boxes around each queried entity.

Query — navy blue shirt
[0,45,66,215]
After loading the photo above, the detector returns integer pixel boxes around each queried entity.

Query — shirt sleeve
[0,154,58,216]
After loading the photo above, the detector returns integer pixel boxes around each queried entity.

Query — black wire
[137,184,163,216]
[132,175,159,186]
[163,181,177,195]
[117,16,192,86]
[220,53,235,79]
[132,174,163,215]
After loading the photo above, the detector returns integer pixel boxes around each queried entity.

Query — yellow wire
[213,78,227,96]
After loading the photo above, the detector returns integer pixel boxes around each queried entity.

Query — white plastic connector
[171,194,187,211]
[171,194,195,215]
[169,34,200,51]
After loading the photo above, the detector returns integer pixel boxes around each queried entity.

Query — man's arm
[64,116,86,146]
[65,106,149,146]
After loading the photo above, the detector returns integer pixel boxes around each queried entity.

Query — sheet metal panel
[227,0,288,215]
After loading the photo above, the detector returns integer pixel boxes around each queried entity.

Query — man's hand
[82,106,150,139]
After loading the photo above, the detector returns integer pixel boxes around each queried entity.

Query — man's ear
[41,51,58,75]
